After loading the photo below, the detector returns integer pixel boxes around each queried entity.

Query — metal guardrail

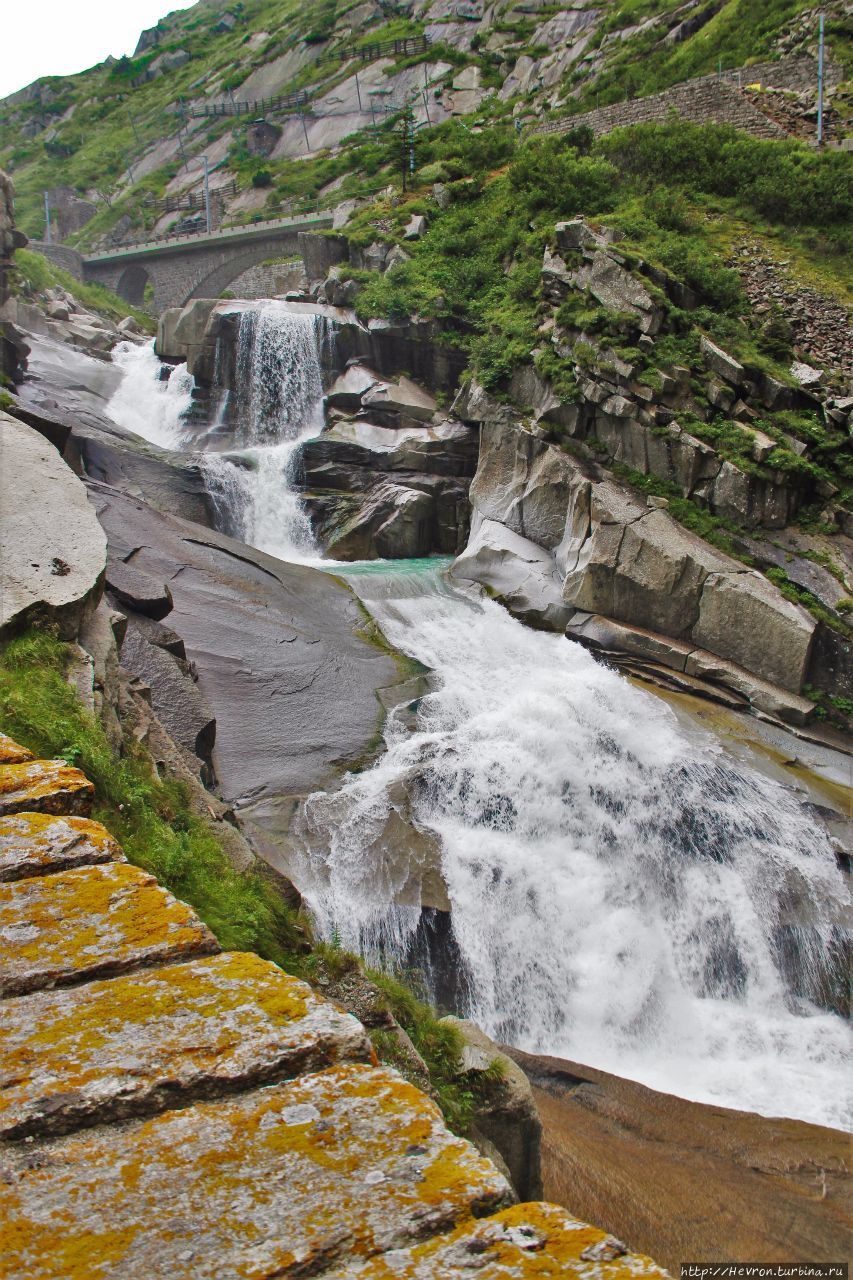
[142,180,239,214]
[188,90,311,120]
[84,208,334,261]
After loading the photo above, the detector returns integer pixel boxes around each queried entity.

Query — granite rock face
[0,414,107,639]
[455,417,818,711]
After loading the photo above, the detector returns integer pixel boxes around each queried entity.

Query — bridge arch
[185,237,303,303]
[114,263,152,307]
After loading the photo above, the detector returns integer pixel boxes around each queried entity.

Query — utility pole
[355,70,362,112]
[126,106,141,147]
[43,192,52,244]
[202,153,212,234]
[817,11,826,146]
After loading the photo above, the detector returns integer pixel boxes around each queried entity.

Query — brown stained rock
[0,952,373,1139]
[0,863,218,997]
[0,734,33,765]
[0,812,125,882]
[328,1201,668,1278]
[0,1064,512,1278]
[0,759,94,818]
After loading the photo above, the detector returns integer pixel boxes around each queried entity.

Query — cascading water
[202,303,333,560]
[107,308,333,564]
[293,560,852,1130]
[107,311,851,1131]
[107,340,195,449]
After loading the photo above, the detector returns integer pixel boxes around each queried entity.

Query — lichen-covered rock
[0,811,124,881]
[0,952,372,1138]
[0,733,33,765]
[0,759,95,817]
[328,1200,669,1278]
[0,862,218,996]
[0,1064,512,1278]
[0,414,107,639]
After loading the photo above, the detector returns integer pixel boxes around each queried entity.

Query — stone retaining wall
[28,239,85,280]
[0,729,667,1278]
[536,53,844,141]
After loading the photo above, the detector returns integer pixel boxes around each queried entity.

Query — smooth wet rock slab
[0,951,372,1139]
[1,1064,511,1278]
[0,759,94,817]
[0,863,218,997]
[0,812,124,882]
[327,1201,669,1278]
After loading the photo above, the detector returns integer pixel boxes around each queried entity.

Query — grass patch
[0,626,308,965]
[12,248,154,331]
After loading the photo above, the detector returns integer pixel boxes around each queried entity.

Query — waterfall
[107,318,852,1131]
[107,340,194,449]
[107,309,332,563]
[202,303,333,560]
[292,560,852,1130]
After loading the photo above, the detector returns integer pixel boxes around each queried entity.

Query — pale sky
[1,0,199,100]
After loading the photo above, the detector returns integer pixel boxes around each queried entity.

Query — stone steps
[0,733,667,1278]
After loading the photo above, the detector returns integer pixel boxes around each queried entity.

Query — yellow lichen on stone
[327,1201,671,1278]
[0,952,372,1139]
[0,759,94,817]
[0,862,218,997]
[0,812,125,882]
[0,734,33,765]
[0,1064,511,1279]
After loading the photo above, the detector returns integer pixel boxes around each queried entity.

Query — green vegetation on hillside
[12,247,155,330]
[1,0,849,251]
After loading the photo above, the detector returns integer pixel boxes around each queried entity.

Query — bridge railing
[84,207,334,261]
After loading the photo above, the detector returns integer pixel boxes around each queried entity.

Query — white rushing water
[107,340,195,449]
[108,308,852,1131]
[202,303,332,561]
[107,308,332,563]
[294,561,852,1130]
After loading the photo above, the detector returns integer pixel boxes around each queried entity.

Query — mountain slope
[1,0,850,247]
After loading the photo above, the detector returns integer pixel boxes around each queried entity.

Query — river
[105,309,852,1130]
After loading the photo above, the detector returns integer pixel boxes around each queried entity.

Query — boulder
[155,298,218,374]
[565,612,694,671]
[468,418,586,555]
[693,570,815,694]
[325,364,381,410]
[321,267,359,308]
[452,515,571,632]
[0,414,106,639]
[571,251,663,334]
[321,482,435,560]
[439,1017,543,1202]
[362,375,437,424]
[403,214,427,240]
[384,244,411,272]
[554,219,605,253]
[700,336,744,386]
[120,623,217,780]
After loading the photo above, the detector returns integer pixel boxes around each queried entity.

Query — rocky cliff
[0,169,28,384]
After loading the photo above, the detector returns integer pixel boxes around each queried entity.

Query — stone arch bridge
[48,212,333,314]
